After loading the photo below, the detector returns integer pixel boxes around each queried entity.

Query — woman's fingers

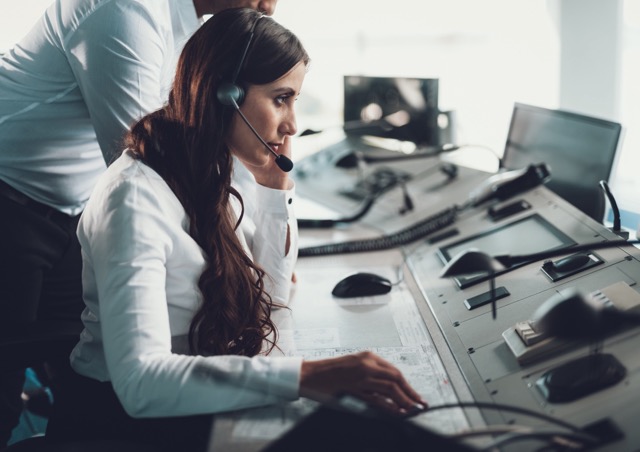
[354,374,426,413]
[355,353,427,409]
[355,390,424,416]
[299,352,428,415]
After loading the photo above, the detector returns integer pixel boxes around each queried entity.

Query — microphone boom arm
[495,239,637,268]
[230,97,294,172]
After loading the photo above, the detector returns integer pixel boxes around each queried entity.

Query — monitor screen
[437,214,575,288]
[500,103,622,222]
[343,75,439,146]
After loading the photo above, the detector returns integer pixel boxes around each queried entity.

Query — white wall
[558,0,622,121]
[2,1,638,224]
[0,1,52,51]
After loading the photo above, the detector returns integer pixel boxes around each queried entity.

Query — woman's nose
[280,111,297,137]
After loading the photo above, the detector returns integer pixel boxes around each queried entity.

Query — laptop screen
[500,103,622,221]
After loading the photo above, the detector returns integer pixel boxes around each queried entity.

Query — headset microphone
[218,91,294,173]
[216,14,293,173]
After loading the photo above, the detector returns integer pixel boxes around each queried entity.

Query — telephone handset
[502,281,640,365]
[467,163,551,208]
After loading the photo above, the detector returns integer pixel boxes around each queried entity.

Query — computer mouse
[331,272,393,298]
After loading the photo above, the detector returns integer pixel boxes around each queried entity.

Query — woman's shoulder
[79,151,189,249]
[88,150,180,213]
[101,150,162,188]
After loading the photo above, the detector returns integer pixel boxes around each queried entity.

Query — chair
[0,320,82,450]
[1,321,82,374]
[1,322,164,452]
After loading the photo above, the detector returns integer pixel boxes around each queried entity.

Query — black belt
[0,179,70,220]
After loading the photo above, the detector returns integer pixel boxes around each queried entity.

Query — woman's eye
[275,95,288,105]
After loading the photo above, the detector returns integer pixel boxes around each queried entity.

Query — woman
[47,8,425,451]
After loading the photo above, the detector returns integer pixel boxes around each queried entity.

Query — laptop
[500,103,622,222]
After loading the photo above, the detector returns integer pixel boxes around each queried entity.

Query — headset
[216,14,294,172]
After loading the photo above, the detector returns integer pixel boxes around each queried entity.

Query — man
[0,0,277,445]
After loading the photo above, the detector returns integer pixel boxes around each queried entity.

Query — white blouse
[71,151,301,417]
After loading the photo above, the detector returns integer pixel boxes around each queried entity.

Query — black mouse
[331,272,393,298]
[551,253,591,273]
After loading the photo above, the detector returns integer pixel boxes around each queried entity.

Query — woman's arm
[232,150,298,306]
[77,161,301,417]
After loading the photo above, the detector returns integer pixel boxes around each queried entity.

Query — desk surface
[210,139,640,451]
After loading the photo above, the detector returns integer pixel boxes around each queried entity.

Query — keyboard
[298,206,458,257]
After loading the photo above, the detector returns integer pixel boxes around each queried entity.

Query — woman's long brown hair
[124,9,309,357]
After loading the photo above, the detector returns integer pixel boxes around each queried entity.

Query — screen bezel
[437,214,576,289]
[500,102,622,171]
[499,102,622,222]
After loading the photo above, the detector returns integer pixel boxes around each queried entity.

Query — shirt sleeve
[64,2,168,164]
[78,168,301,418]
[232,162,299,307]
[249,182,299,306]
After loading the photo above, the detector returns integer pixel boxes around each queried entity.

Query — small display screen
[343,75,439,146]
[438,214,575,288]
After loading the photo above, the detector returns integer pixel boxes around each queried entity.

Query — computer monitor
[500,103,622,222]
[343,75,439,146]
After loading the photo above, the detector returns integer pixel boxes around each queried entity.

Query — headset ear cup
[217,82,245,107]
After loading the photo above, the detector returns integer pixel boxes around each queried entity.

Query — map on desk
[229,288,469,442]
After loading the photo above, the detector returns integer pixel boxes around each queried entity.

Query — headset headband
[229,14,264,84]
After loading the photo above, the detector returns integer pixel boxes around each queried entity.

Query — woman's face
[227,61,306,170]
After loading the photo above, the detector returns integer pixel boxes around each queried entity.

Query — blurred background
[2,0,639,225]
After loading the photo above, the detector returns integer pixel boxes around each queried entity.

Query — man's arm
[66,2,168,164]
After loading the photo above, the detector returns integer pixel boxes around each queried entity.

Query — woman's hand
[247,135,292,191]
[299,351,427,416]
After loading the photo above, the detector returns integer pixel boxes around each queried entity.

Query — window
[612,0,640,230]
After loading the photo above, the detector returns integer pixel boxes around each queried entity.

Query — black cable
[297,163,456,229]
[481,430,596,451]
[297,196,376,228]
[356,143,460,164]
[404,401,595,439]
[495,238,640,268]
[599,180,620,230]
[298,167,415,228]
[334,142,501,169]
[298,206,458,257]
